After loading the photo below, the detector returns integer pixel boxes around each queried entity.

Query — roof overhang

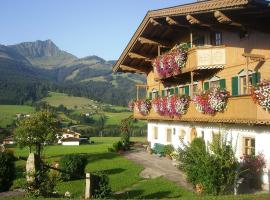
[113,0,270,73]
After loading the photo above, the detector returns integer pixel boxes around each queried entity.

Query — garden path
[123,150,193,191]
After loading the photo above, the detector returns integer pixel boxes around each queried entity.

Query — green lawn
[0,105,35,128]
[6,137,270,200]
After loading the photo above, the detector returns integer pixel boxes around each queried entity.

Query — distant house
[61,137,80,146]
[58,128,81,144]
[3,136,15,145]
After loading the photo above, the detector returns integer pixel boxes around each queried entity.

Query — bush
[164,145,174,156]
[60,154,88,181]
[240,153,265,189]
[91,172,112,199]
[108,141,127,152]
[152,143,166,156]
[178,137,238,195]
[0,151,15,192]
[25,168,58,198]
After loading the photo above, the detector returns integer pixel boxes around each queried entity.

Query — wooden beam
[166,17,190,28]
[128,52,152,62]
[119,64,149,74]
[214,11,243,28]
[186,14,211,27]
[150,18,185,33]
[242,53,265,61]
[138,36,172,48]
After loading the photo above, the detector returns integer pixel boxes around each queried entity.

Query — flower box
[152,43,189,79]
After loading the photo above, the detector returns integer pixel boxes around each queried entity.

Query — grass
[0,105,35,128]
[5,137,270,200]
[42,92,99,110]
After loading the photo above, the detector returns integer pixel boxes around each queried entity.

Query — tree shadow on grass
[46,152,118,163]
[99,168,125,175]
[114,190,175,199]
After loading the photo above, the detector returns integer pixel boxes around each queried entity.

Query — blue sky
[0,0,192,60]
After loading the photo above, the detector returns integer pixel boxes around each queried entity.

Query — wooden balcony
[134,95,270,125]
[154,45,226,80]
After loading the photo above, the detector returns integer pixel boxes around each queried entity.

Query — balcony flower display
[135,99,151,116]
[152,95,190,117]
[152,43,189,79]
[193,88,229,115]
[128,100,135,111]
[251,81,270,111]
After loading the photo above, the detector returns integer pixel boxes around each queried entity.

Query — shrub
[0,151,15,192]
[152,143,166,156]
[25,168,58,198]
[164,145,175,156]
[240,153,265,189]
[108,141,129,152]
[91,172,112,199]
[178,136,238,195]
[60,154,88,181]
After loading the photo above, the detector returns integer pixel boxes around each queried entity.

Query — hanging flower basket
[152,95,190,117]
[251,81,270,111]
[128,100,135,111]
[135,99,152,116]
[193,88,229,115]
[152,43,189,79]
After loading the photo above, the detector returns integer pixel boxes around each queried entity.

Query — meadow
[5,137,270,200]
[0,105,35,128]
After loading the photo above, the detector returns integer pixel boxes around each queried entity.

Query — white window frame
[238,70,254,95]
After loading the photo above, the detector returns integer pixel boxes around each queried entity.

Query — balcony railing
[134,95,270,125]
[154,45,226,80]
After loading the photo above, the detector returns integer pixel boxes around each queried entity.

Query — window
[153,127,158,140]
[178,85,190,96]
[239,75,252,95]
[179,129,186,140]
[232,70,260,96]
[192,83,199,95]
[152,89,158,99]
[243,137,255,156]
[210,80,220,89]
[193,34,205,46]
[166,128,172,143]
[211,31,222,46]
[201,131,205,139]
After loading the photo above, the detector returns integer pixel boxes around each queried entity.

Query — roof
[61,137,80,142]
[113,0,269,73]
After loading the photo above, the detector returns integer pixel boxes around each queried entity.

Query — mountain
[0,40,146,106]
[8,40,77,68]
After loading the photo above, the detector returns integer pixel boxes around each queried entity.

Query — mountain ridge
[0,39,146,106]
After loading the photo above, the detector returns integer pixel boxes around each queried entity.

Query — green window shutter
[162,90,165,97]
[149,92,152,100]
[219,79,226,89]
[204,82,209,91]
[184,86,190,95]
[175,87,179,94]
[170,88,174,95]
[232,76,238,96]
[252,72,261,86]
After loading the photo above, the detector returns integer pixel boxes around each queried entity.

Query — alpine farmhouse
[113,0,270,190]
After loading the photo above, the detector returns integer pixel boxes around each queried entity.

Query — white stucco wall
[62,141,80,146]
[147,121,270,188]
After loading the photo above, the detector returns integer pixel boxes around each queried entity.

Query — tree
[14,111,58,159]
[96,114,106,137]
[120,115,133,145]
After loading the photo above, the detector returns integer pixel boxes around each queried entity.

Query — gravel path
[123,150,193,191]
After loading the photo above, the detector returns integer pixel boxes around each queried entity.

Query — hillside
[0,40,146,106]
